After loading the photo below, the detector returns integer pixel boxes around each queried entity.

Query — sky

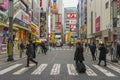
[63,0,78,8]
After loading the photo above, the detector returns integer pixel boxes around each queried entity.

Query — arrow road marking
[85,65,97,76]
[67,64,78,75]
[31,64,48,75]
[50,64,60,75]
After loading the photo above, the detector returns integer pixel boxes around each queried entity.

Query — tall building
[64,7,77,43]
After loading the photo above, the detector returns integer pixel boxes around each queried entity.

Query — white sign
[69,19,77,24]
[0,0,4,4]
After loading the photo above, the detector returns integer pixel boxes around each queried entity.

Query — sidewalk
[0,49,26,65]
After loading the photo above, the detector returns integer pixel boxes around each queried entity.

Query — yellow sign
[51,33,55,42]
[53,2,57,9]
[8,43,13,56]
[67,32,71,42]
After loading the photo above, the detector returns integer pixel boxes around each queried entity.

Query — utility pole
[7,0,14,61]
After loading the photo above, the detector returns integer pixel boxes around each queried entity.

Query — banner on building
[96,16,100,32]
[40,0,42,7]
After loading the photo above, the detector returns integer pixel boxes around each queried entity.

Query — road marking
[0,64,22,75]
[85,65,97,76]
[67,64,78,75]
[31,64,48,75]
[13,64,35,75]
[50,64,60,75]
[107,64,120,73]
[93,65,116,77]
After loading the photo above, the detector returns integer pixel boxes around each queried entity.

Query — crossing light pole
[7,0,14,61]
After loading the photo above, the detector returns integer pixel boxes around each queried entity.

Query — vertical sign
[40,0,42,7]
[96,16,100,32]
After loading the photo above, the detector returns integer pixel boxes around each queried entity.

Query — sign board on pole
[0,0,4,4]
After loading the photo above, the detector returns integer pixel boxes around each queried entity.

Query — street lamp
[7,0,14,61]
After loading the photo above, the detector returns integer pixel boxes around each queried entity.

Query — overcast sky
[63,0,78,8]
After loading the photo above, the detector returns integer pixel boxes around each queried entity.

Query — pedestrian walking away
[20,41,25,58]
[89,42,96,61]
[25,40,38,67]
[98,43,107,66]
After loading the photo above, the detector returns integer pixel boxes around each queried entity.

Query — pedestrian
[117,43,120,59]
[89,42,96,61]
[25,40,38,67]
[20,41,25,58]
[98,43,107,66]
[74,42,85,64]
[85,42,88,53]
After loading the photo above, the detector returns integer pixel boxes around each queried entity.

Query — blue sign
[53,0,57,2]
[3,32,9,38]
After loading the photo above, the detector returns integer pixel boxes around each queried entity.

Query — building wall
[87,0,111,40]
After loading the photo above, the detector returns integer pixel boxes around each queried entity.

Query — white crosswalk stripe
[0,64,22,75]
[31,64,48,75]
[67,64,78,75]
[0,63,119,77]
[85,65,97,76]
[93,65,116,77]
[13,64,35,75]
[50,64,60,75]
[52,48,73,51]
[107,64,120,73]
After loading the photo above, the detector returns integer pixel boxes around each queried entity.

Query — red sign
[70,25,76,31]
[96,16,100,32]
[66,13,77,19]
[40,0,42,7]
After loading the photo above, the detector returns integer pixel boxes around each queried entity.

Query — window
[105,1,109,9]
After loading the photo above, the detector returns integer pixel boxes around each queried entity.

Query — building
[64,7,77,43]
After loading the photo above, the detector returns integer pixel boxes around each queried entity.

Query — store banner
[30,23,39,36]
[96,16,100,32]
[40,0,42,7]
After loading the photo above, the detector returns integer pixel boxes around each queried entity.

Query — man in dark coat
[89,42,96,61]
[26,40,38,67]
[74,43,84,64]
[98,43,107,66]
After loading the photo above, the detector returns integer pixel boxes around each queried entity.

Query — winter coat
[90,44,96,53]
[26,43,34,57]
[74,45,84,62]
[99,46,107,60]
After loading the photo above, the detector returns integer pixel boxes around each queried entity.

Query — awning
[13,23,31,31]
[0,22,19,30]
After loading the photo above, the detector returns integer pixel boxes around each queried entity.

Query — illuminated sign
[66,13,77,19]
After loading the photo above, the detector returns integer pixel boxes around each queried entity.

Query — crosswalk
[0,63,120,77]
[51,48,73,51]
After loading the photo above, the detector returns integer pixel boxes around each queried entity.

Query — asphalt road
[0,46,120,80]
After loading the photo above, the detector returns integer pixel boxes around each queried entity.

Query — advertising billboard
[96,16,100,32]
[33,0,39,26]
[0,0,9,10]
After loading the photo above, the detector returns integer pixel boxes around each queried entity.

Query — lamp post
[7,0,14,61]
